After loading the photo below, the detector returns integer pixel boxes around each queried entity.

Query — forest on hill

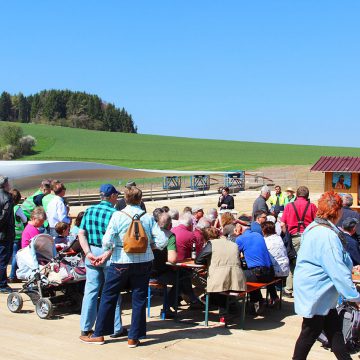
[0,90,137,133]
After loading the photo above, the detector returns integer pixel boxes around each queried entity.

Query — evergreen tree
[0,91,12,121]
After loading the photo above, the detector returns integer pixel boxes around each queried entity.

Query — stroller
[7,234,86,319]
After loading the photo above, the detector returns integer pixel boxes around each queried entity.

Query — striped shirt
[79,201,116,247]
[102,205,168,263]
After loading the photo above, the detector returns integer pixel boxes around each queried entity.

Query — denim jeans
[94,261,152,340]
[80,245,122,333]
[0,241,13,288]
[9,241,20,280]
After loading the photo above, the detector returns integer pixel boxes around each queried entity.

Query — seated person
[261,221,289,306]
[235,224,276,314]
[250,210,267,235]
[341,217,360,266]
[151,213,201,315]
[195,226,246,324]
[54,221,70,245]
[21,207,47,249]
[70,211,84,237]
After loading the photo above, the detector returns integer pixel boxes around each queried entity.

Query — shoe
[161,309,175,319]
[282,291,293,299]
[219,316,227,326]
[0,286,13,294]
[80,330,94,337]
[8,278,22,284]
[128,339,140,348]
[79,335,105,345]
[109,328,128,338]
[254,300,265,315]
[269,297,280,308]
[188,300,204,310]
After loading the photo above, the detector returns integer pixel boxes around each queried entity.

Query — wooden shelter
[311,156,360,211]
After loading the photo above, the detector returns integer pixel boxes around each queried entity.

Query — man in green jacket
[22,179,51,220]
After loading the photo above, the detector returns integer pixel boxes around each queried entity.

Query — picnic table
[166,259,205,318]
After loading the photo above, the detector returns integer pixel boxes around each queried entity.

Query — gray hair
[261,185,270,195]
[206,208,218,222]
[158,212,172,229]
[0,176,9,189]
[196,217,211,230]
[178,212,193,227]
[169,208,179,220]
[341,193,353,207]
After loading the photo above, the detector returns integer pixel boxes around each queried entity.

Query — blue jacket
[294,220,360,318]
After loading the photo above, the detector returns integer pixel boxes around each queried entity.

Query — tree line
[0,90,137,133]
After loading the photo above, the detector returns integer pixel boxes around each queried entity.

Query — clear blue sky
[1,1,360,147]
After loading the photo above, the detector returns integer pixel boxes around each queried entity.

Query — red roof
[311,156,360,172]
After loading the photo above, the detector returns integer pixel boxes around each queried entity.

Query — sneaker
[0,286,13,294]
[80,330,94,337]
[254,300,265,315]
[128,339,140,348]
[79,335,105,345]
[109,328,128,338]
[219,316,227,326]
[282,291,293,298]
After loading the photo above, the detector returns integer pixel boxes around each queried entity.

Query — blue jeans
[80,245,122,333]
[94,261,152,340]
[0,241,13,288]
[9,241,20,280]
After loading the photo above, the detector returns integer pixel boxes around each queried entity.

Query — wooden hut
[311,156,360,211]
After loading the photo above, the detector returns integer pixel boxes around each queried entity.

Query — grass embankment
[2,122,360,170]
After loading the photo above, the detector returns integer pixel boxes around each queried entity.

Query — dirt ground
[2,188,350,360]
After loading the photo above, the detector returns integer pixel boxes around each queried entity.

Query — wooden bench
[204,278,283,328]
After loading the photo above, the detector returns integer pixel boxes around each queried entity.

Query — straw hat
[285,187,295,193]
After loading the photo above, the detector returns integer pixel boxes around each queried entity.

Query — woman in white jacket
[261,221,289,278]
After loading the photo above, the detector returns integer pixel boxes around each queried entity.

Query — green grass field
[2,122,360,170]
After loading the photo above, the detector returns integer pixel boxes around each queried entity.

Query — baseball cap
[100,184,119,197]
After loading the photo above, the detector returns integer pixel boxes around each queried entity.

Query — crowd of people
[1,176,360,358]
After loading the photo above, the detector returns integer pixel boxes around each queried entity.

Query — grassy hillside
[2,122,360,170]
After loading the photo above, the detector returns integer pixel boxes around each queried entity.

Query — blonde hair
[31,206,47,220]
[124,186,142,205]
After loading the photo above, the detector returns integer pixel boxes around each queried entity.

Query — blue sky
[1,1,360,147]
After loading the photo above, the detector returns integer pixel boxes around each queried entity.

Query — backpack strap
[120,211,146,220]
[291,201,311,234]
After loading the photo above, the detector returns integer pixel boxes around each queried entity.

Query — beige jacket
[207,238,247,293]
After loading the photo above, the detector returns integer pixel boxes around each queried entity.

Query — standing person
[292,191,360,360]
[281,186,317,298]
[269,185,286,213]
[284,187,296,207]
[45,181,71,238]
[78,184,124,338]
[79,186,167,347]
[217,187,234,210]
[0,176,15,293]
[9,189,27,283]
[21,179,51,220]
[115,181,146,212]
[252,186,270,220]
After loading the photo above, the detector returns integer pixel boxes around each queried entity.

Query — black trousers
[0,241,13,288]
[244,267,277,302]
[293,308,351,360]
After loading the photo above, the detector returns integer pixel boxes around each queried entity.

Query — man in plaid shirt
[78,184,125,338]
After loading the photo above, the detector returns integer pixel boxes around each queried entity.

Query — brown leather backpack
[121,211,148,253]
